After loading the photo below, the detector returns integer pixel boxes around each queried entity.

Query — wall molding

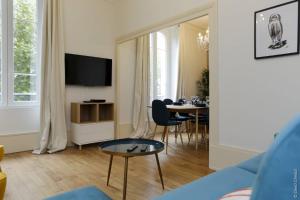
[209,144,261,170]
[117,123,133,138]
[1,132,39,154]
[117,122,164,139]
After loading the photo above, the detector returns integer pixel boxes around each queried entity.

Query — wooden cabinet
[71,102,114,123]
[71,102,115,149]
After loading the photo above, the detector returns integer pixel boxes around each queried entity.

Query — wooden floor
[2,135,213,200]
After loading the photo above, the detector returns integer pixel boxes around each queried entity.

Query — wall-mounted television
[65,53,112,86]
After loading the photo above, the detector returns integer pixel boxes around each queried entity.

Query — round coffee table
[99,138,165,200]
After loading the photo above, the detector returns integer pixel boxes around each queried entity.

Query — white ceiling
[187,15,209,30]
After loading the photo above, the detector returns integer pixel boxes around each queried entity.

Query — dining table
[148,104,208,150]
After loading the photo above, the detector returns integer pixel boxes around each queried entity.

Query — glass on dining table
[191,96,200,105]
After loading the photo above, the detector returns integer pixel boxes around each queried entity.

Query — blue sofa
[158,115,300,200]
[155,154,264,200]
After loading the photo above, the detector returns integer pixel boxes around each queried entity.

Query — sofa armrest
[0,172,6,200]
[0,145,3,162]
[237,153,264,174]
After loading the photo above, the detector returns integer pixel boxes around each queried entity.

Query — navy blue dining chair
[189,109,209,149]
[152,100,183,154]
[163,99,194,141]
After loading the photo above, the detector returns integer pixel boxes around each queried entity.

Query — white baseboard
[117,122,164,139]
[0,132,39,154]
[117,123,133,138]
[209,144,261,170]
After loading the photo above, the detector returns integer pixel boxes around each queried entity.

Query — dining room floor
[2,133,213,200]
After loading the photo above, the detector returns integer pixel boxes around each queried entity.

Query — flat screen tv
[65,53,112,86]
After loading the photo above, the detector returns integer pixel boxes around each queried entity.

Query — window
[150,26,179,102]
[0,0,41,106]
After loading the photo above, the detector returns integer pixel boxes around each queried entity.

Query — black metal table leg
[107,155,113,186]
[123,157,129,200]
[155,153,165,190]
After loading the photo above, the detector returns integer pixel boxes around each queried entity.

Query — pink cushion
[220,188,252,200]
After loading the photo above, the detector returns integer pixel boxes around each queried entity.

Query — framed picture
[255,0,299,59]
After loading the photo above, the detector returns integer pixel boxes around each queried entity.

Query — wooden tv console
[71,102,114,150]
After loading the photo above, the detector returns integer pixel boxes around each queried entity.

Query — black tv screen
[65,54,112,86]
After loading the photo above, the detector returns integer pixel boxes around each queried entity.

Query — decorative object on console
[90,99,106,103]
[83,99,106,103]
[255,0,299,59]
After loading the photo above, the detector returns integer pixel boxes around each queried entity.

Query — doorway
[116,13,214,168]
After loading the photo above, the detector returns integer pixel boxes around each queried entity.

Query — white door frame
[114,2,220,170]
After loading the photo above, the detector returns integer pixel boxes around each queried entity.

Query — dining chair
[152,100,183,154]
[189,110,209,149]
[163,99,193,141]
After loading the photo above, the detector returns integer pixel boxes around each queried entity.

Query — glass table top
[99,138,165,156]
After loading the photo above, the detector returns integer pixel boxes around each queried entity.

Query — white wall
[0,107,40,153]
[63,0,116,135]
[218,0,300,153]
[116,40,136,138]
[117,40,136,125]
[115,0,213,37]
[0,107,39,135]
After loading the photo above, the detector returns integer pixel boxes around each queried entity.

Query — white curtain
[33,0,67,154]
[131,35,152,138]
[177,24,186,99]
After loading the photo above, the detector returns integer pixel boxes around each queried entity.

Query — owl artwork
[268,13,287,49]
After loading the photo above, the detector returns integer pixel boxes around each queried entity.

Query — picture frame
[254,0,300,59]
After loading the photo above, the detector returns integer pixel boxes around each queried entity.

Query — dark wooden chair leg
[162,126,167,142]
[166,127,169,154]
[179,132,184,146]
[153,124,157,139]
[175,125,178,142]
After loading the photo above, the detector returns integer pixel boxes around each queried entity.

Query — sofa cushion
[155,167,256,200]
[0,145,3,162]
[45,186,112,200]
[251,115,300,200]
[220,188,252,200]
[0,172,7,200]
[237,154,264,174]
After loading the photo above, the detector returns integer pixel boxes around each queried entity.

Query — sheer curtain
[177,24,186,99]
[150,26,179,102]
[33,0,67,154]
[132,35,151,138]
[132,26,179,138]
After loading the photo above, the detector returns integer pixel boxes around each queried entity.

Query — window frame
[1,0,8,106]
[0,0,42,107]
